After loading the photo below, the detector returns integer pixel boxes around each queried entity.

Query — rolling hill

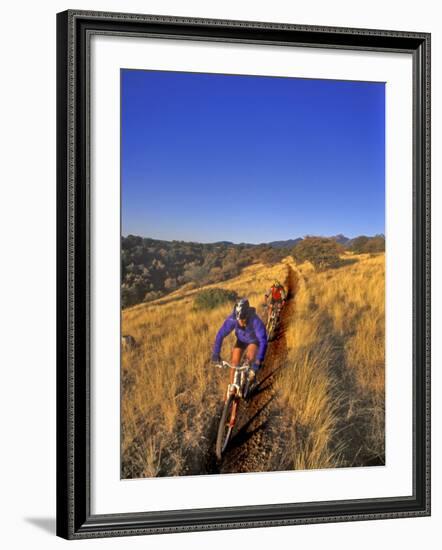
[121,252,385,478]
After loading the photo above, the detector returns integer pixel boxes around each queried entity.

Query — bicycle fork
[228,400,238,428]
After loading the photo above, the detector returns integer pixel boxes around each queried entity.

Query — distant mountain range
[213,235,351,249]
[266,233,385,249]
[265,234,349,248]
[267,238,303,249]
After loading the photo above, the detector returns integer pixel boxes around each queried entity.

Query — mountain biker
[265,280,287,316]
[211,298,267,383]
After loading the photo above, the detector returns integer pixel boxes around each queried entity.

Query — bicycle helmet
[234,298,251,321]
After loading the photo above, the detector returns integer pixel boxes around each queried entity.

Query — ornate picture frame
[56,10,430,539]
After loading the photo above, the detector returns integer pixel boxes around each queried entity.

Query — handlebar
[214,360,250,371]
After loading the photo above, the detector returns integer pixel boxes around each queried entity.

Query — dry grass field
[121,253,385,478]
[121,261,288,478]
[275,253,385,471]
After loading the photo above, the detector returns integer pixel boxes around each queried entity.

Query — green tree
[193,288,238,311]
[350,235,385,253]
[292,237,345,270]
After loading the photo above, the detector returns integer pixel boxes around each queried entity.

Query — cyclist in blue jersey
[211,298,267,383]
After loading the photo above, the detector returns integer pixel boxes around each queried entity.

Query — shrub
[292,237,345,270]
[193,288,238,310]
[350,235,385,254]
[143,290,164,302]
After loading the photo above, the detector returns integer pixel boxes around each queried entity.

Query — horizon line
[121,232,385,245]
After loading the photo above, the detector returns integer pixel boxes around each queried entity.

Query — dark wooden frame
[56,9,431,540]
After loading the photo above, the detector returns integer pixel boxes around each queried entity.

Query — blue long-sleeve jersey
[212,309,268,362]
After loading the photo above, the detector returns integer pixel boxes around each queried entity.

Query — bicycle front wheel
[216,394,237,461]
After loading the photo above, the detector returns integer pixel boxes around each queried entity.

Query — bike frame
[216,361,250,400]
[266,303,282,324]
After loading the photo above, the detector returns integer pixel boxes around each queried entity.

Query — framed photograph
[56,10,431,539]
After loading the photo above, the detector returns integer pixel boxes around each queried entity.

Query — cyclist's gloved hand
[211,353,221,363]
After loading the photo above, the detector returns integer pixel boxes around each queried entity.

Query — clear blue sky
[121,69,385,243]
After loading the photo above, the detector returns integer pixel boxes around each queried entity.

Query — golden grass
[276,254,385,469]
[121,261,288,477]
[122,253,385,477]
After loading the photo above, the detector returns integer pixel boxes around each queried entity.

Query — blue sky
[121,69,385,243]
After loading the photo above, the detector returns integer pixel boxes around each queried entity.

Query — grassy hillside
[121,234,384,307]
[121,253,385,478]
[275,253,385,470]
[121,261,288,477]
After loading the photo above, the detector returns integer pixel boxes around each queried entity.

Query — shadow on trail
[216,265,299,474]
[228,421,270,451]
[252,368,284,396]
[233,396,275,437]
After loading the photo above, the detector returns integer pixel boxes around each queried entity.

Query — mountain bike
[214,359,253,461]
[266,302,282,341]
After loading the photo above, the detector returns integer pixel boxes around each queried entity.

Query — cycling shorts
[234,339,258,350]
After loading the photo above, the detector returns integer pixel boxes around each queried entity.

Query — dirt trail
[214,265,298,474]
